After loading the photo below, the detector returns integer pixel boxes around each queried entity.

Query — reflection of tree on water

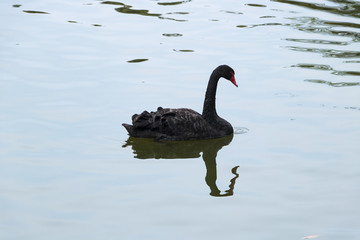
[122,135,239,197]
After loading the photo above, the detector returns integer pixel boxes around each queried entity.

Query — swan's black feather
[123,106,233,140]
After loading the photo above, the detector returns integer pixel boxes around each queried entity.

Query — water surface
[1,0,360,239]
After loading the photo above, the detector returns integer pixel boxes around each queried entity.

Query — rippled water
[1,0,360,239]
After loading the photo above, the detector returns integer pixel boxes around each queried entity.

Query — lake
[1,0,360,239]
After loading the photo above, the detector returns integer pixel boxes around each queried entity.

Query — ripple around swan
[234,127,249,135]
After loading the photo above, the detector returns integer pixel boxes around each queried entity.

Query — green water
[1,0,359,239]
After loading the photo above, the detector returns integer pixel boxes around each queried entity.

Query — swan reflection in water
[122,134,239,197]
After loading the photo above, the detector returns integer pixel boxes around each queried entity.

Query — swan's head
[218,65,238,87]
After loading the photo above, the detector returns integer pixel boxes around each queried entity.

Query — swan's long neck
[202,69,220,121]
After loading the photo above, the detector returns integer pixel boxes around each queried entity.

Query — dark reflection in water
[272,0,360,18]
[173,49,194,52]
[291,63,360,76]
[122,135,240,197]
[101,1,188,21]
[114,4,161,17]
[157,0,191,6]
[269,0,360,85]
[285,38,348,46]
[286,17,360,44]
[287,45,360,59]
[305,79,360,87]
[15,0,360,86]
[23,10,50,14]
[246,3,267,8]
[162,33,183,37]
[127,58,149,63]
[283,15,360,79]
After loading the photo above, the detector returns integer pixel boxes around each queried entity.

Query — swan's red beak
[230,74,238,87]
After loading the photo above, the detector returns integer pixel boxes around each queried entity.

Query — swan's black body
[122,65,237,140]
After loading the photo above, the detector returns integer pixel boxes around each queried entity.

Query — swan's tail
[122,123,134,136]
[123,107,170,138]
[123,110,155,137]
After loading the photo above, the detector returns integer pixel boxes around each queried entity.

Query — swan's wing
[129,107,213,140]
[160,108,210,136]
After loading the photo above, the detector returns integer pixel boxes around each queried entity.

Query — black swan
[122,65,238,140]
